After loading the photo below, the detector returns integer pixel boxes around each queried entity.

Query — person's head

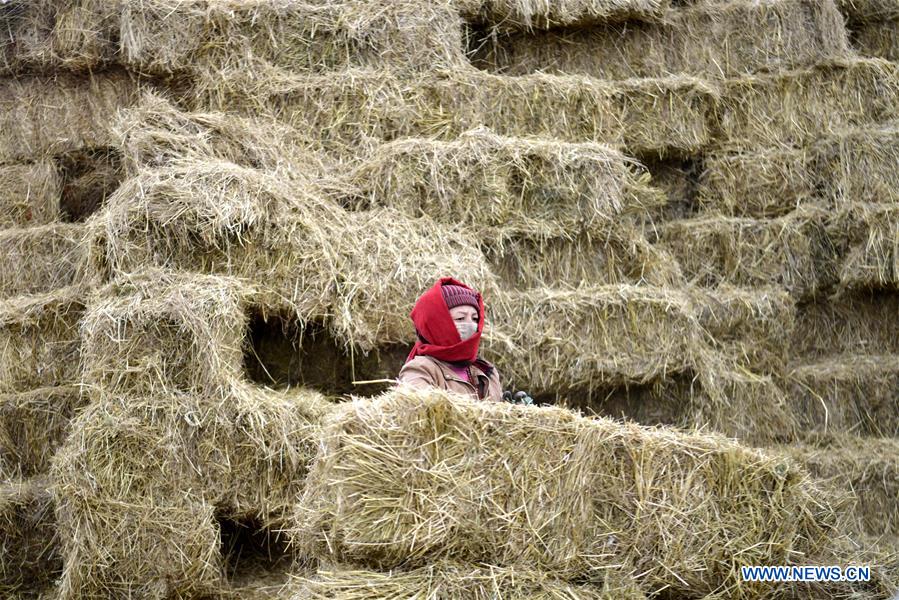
[442,284,480,341]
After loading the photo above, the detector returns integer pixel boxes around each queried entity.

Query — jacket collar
[424,355,491,382]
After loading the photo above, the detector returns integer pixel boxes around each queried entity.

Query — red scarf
[405,277,485,364]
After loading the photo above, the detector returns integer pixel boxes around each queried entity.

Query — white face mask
[455,321,478,341]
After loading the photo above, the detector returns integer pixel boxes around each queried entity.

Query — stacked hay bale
[290,387,891,598]
[0,15,140,594]
[0,0,896,597]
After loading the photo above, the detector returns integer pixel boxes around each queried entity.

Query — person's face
[449,305,479,326]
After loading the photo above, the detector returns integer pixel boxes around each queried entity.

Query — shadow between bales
[215,510,291,587]
[243,309,410,397]
[56,147,124,222]
[549,370,698,428]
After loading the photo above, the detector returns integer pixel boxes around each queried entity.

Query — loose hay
[96,157,497,352]
[0,385,85,480]
[468,0,848,80]
[0,224,91,298]
[786,353,899,437]
[0,287,84,393]
[0,69,139,163]
[112,92,332,181]
[0,160,61,227]
[51,384,333,599]
[96,158,345,315]
[294,386,850,598]
[295,559,646,599]
[0,477,61,597]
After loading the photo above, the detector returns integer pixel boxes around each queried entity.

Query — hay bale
[0,287,83,393]
[198,67,715,158]
[0,160,61,227]
[604,75,716,155]
[0,385,85,480]
[482,226,684,289]
[573,365,797,446]
[0,0,118,75]
[659,206,839,300]
[51,385,332,599]
[0,70,138,163]
[688,284,796,374]
[0,224,90,298]
[80,271,250,397]
[791,290,899,357]
[779,434,899,539]
[458,0,667,29]
[699,122,899,216]
[835,203,899,290]
[120,0,464,76]
[0,478,61,597]
[690,354,799,445]
[293,386,848,597]
[296,560,646,599]
[97,159,344,315]
[469,0,848,80]
[348,127,662,234]
[818,122,899,204]
[785,353,899,437]
[716,58,899,147]
[698,146,817,217]
[484,285,701,393]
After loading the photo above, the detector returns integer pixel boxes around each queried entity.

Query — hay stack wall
[0,0,898,597]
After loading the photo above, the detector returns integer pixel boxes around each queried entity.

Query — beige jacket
[397,355,503,402]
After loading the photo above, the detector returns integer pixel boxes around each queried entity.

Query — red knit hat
[441,284,479,313]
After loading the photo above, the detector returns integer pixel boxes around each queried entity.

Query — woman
[396,277,504,402]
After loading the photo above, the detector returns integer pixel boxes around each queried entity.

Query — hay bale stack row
[345,127,682,289]
[0,0,466,77]
[0,27,143,598]
[699,122,899,217]
[293,387,892,599]
[468,0,849,80]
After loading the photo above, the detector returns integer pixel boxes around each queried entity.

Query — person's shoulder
[399,355,443,376]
